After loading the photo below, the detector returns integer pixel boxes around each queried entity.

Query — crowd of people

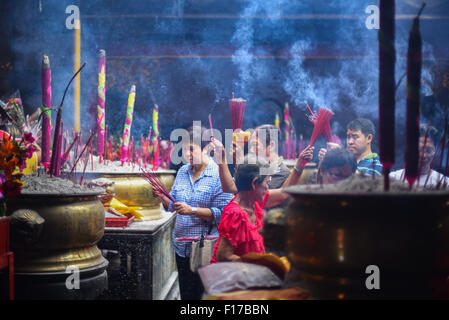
[154,117,449,300]
[3,107,448,300]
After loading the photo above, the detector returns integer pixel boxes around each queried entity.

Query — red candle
[404,4,425,188]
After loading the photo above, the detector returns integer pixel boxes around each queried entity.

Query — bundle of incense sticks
[141,168,175,203]
[229,93,246,131]
[299,107,334,167]
[308,107,334,146]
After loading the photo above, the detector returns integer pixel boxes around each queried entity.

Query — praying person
[248,124,291,189]
[210,150,313,263]
[154,126,233,300]
[208,139,314,262]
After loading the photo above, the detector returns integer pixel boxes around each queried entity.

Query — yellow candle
[74,19,81,133]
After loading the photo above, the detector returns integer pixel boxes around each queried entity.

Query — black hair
[185,125,210,150]
[253,124,280,151]
[234,155,270,192]
[347,118,375,138]
[420,124,438,146]
[320,148,357,173]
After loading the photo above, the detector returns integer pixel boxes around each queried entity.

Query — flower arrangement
[0,132,35,216]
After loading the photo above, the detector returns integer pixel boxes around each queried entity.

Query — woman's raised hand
[298,145,314,166]
[318,142,341,162]
[210,138,226,163]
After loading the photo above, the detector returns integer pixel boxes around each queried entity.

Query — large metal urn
[283,185,449,299]
[7,191,108,300]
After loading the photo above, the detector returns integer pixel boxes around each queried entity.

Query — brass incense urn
[7,190,108,299]
[283,184,449,299]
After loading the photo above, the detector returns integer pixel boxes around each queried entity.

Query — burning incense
[41,55,52,170]
[378,0,396,190]
[120,85,136,165]
[300,108,334,167]
[404,4,425,189]
[209,114,214,139]
[305,101,315,118]
[96,50,106,163]
[308,108,334,146]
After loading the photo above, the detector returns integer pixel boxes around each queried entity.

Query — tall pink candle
[41,55,52,169]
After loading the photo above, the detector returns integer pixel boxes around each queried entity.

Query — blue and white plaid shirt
[169,160,233,257]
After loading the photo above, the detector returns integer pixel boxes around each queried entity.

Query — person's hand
[210,137,226,161]
[318,143,341,162]
[232,140,245,165]
[174,202,193,215]
[152,189,168,205]
[326,142,341,151]
[318,148,327,162]
[152,188,163,199]
[296,145,314,169]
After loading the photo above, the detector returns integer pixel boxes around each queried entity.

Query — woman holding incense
[211,137,314,194]
[209,145,313,263]
[154,126,233,300]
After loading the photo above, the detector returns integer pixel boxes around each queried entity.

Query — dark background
[1,0,449,169]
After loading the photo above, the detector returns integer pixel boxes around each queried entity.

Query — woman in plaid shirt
[156,126,233,300]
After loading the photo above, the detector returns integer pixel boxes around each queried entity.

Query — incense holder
[284,179,449,299]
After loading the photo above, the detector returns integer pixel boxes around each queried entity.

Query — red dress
[210,192,269,263]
